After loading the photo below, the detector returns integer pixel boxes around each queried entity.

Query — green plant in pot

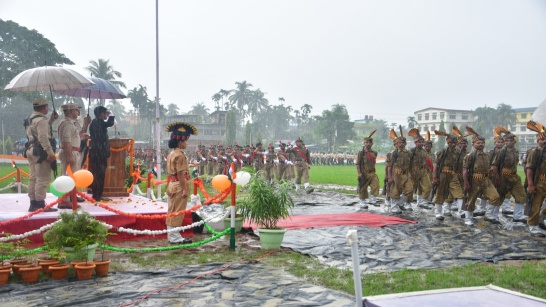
[43,211,110,264]
[238,172,295,249]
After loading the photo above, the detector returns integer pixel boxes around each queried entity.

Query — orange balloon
[211,175,231,191]
[73,170,94,188]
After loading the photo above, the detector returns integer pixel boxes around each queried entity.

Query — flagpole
[154,0,162,199]
[1,119,5,162]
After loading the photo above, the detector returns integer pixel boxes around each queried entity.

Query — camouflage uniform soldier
[490,126,527,223]
[524,121,546,237]
[432,130,464,220]
[407,128,433,210]
[386,126,413,213]
[292,138,313,193]
[356,130,379,209]
[25,98,58,212]
[462,126,502,226]
[264,143,277,184]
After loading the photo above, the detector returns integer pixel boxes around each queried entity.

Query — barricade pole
[71,188,77,210]
[346,230,363,307]
[230,183,236,250]
[146,172,152,199]
[16,168,21,194]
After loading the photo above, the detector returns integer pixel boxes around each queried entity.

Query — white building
[413,107,474,142]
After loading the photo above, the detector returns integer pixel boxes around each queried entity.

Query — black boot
[28,200,38,212]
[36,200,58,212]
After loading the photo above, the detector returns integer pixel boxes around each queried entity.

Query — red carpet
[244,212,416,230]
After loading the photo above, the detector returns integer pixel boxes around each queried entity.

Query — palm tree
[189,102,210,122]
[247,88,269,122]
[220,89,230,110]
[212,93,222,111]
[278,97,285,102]
[85,59,126,106]
[294,109,301,128]
[496,103,516,128]
[472,105,496,135]
[228,81,254,122]
[301,104,312,117]
[407,116,418,128]
[166,103,180,117]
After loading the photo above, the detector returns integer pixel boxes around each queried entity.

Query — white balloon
[52,175,76,193]
[233,171,251,186]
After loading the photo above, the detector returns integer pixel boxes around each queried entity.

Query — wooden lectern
[102,138,130,197]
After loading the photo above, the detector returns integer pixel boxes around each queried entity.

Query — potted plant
[0,237,15,285]
[48,250,69,281]
[18,254,42,283]
[93,244,112,277]
[38,246,62,275]
[9,237,31,276]
[238,172,295,249]
[43,211,110,264]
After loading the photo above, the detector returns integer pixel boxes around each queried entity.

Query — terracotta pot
[0,267,11,285]
[39,259,60,274]
[74,263,96,280]
[12,263,31,276]
[8,258,27,266]
[19,265,41,283]
[70,261,90,268]
[0,263,13,272]
[94,260,111,276]
[49,264,70,280]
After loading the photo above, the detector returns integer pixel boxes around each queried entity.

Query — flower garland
[95,202,202,219]
[0,220,60,241]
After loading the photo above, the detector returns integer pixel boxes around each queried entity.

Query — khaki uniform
[356,148,379,199]
[206,149,217,175]
[525,146,546,226]
[26,112,55,202]
[419,149,435,198]
[254,150,266,173]
[264,151,277,181]
[386,149,413,200]
[292,145,311,184]
[277,149,293,180]
[196,149,207,175]
[462,150,501,211]
[216,154,227,175]
[491,147,526,204]
[58,118,81,175]
[409,147,432,202]
[445,148,467,203]
[166,148,190,227]
[433,147,464,204]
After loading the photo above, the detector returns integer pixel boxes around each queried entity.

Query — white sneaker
[358,200,368,209]
[391,204,401,213]
[403,203,413,211]
[464,211,474,226]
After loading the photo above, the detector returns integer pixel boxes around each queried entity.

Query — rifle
[525,147,545,216]
[431,148,448,201]
[461,150,477,211]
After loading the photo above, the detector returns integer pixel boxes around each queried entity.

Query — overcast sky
[2,0,546,125]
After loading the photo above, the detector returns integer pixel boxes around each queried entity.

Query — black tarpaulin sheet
[0,262,354,306]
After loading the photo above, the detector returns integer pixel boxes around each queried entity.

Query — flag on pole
[11,158,16,169]
[228,162,237,181]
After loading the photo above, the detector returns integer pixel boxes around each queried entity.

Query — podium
[102,138,130,197]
